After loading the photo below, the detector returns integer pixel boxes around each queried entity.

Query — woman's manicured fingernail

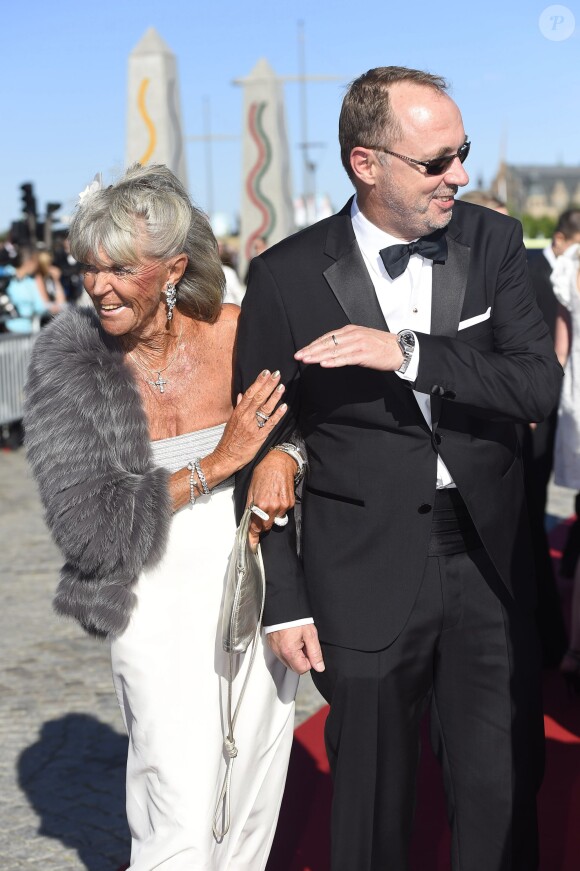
[279,403,288,412]
[261,369,270,378]
[276,384,285,392]
[271,369,280,378]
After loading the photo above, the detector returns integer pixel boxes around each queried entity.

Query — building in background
[492,162,580,218]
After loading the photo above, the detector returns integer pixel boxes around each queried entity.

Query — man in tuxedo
[522,211,580,663]
[528,210,580,342]
[235,67,562,870]
[526,211,580,578]
[526,208,580,515]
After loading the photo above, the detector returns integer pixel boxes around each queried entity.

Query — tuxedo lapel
[430,236,470,337]
[323,237,388,332]
[430,235,470,427]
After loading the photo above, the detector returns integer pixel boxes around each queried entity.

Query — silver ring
[273,514,289,527]
[250,504,269,521]
[255,410,270,428]
[331,333,338,346]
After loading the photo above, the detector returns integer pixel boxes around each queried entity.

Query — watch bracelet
[270,442,308,483]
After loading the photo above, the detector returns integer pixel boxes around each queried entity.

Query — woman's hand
[210,369,287,480]
[246,450,297,548]
[168,370,288,514]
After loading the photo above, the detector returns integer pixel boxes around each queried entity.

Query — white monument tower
[126,28,188,187]
[237,59,295,278]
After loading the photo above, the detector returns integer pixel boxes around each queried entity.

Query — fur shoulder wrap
[24,307,172,638]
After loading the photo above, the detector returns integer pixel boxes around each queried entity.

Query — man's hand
[267,624,325,675]
[295,325,404,371]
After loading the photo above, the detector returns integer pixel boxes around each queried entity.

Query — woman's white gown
[110,425,299,870]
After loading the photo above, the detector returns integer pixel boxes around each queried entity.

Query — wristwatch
[270,442,308,485]
[396,330,416,375]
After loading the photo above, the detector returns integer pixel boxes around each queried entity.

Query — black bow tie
[379,232,448,280]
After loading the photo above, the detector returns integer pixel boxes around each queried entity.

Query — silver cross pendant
[150,372,168,393]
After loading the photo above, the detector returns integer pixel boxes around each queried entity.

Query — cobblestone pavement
[0,446,574,870]
[0,447,324,870]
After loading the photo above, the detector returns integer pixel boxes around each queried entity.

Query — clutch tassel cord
[212,625,263,841]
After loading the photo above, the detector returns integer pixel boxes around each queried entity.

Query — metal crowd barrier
[0,332,37,426]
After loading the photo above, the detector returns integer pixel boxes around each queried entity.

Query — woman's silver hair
[68,163,225,323]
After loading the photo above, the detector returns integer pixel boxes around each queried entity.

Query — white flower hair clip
[77,173,103,205]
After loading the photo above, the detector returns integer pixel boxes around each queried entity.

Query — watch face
[399,330,415,349]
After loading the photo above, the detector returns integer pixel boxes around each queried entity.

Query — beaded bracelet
[194,457,211,496]
[187,462,199,505]
[269,442,308,485]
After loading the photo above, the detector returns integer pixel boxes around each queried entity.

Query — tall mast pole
[298,21,310,223]
[203,97,214,219]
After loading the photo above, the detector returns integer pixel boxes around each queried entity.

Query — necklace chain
[128,321,184,394]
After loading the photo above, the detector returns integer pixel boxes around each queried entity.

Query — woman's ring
[255,410,270,428]
[331,334,338,346]
[273,514,289,527]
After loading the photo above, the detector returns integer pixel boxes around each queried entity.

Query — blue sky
[1,0,578,235]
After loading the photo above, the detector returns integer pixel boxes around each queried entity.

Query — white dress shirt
[351,197,455,489]
[264,200,454,635]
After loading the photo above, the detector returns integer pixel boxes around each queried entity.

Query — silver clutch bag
[221,507,266,654]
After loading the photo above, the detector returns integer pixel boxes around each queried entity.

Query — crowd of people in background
[0,237,84,333]
[0,232,269,332]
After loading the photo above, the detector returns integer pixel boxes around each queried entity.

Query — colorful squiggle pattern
[245,101,276,260]
[137,78,157,165]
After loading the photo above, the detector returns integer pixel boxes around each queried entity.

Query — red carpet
[267,517,580,871]
[117,519,580,871]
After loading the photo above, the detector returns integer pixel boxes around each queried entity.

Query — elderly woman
[24,164,300,870]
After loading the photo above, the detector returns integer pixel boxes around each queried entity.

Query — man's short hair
[339,67,449,181]
[555,209,580,239]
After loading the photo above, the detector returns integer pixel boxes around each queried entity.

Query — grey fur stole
[24,307,172,638]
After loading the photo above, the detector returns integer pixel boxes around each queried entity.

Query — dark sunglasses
[367,140,470,176]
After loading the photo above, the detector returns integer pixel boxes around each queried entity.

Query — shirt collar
[351,197,422,279]
[350,196,415,251]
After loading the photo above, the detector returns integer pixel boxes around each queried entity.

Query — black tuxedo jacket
[526,248,558,338]
[234,199,562,651]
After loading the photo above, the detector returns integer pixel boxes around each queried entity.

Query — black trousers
[312,527,544,870]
